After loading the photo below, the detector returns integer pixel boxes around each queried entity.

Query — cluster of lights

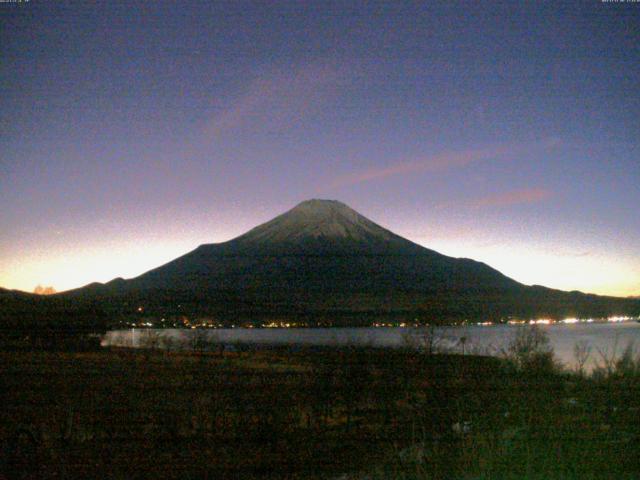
[264,321,300,328]
[499,316,638,327]
[128,322,154,328]
[373,322,412,328]
[561,318,579,324]
[531,319,552,325]
[126,305,638,330]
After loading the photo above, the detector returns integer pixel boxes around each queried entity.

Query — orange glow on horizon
[2,232,639,298]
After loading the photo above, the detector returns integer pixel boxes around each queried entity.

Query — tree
[183,328,218,355]
[503,325,558,374]
[459,336,468,355]
[140,329,162,350]
[402,324,447,355]
[573,340,592,376]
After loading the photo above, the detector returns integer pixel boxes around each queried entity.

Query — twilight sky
[1,1,639,296]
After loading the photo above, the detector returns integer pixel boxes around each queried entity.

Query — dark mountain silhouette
[0,286,107,349]
[120,199,520,294]
[2,200,640,327]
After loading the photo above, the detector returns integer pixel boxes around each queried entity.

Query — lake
[103,321,640,372]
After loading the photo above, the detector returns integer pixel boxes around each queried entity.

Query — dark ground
[1,344,639,479]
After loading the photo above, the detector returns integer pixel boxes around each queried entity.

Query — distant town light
[607,316,630,322]
[531,319,552,325]
[561,318,579,324]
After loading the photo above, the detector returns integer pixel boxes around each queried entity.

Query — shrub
[502,325,559,374]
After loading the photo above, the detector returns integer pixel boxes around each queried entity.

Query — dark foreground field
[2,343,640,479]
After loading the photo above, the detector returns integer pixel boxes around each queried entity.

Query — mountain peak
[292,198,350,210]
[288,199,361,223]
[235,199,397,245]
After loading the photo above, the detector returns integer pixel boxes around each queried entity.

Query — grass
[1,342,639,479]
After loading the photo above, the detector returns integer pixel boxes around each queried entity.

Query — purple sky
[1,1,639,296]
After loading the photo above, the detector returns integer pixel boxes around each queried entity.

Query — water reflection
[103,321,640,372]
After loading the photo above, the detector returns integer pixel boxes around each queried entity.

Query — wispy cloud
[433,186,553,211]
[470,188,553,209]
[323,139,563,191]
[325,144,517,190]
[204,60,347,137]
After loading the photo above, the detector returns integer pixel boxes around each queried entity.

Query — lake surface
[103,321,640,372]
